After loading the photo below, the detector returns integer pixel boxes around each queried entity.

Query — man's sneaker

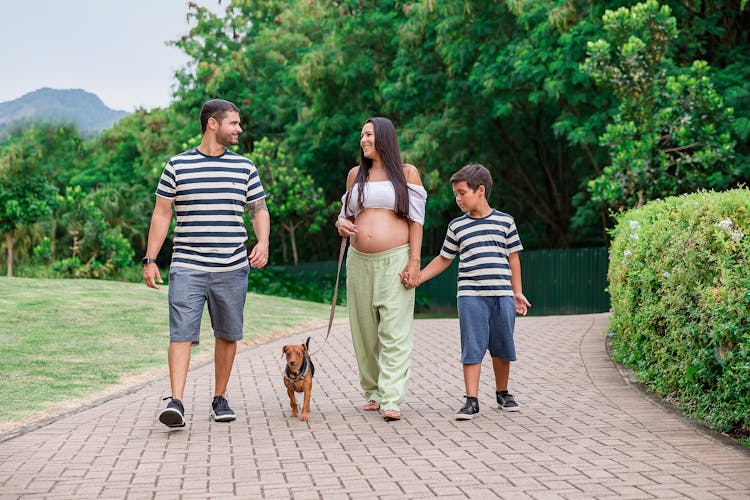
[497,392,519,412]
[455,397,479,420]
[210,395,236,422]
[159,397,186,427]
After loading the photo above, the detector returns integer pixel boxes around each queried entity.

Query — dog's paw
[300,413,308,422]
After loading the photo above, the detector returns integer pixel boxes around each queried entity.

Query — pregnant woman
[335,116,427,422]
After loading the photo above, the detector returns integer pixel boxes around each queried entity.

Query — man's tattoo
[248,198,268,219]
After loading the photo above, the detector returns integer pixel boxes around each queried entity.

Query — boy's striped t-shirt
[155,148,266,272]
[439,209,523,297]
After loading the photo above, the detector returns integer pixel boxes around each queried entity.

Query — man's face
[213,111,242,146]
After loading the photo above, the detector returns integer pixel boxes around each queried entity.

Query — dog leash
[309,237,348,355]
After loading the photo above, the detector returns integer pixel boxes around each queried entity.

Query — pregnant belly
[351,209,410,254]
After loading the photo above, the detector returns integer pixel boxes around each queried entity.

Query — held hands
[249,241,269,268]
[399,258,421,289]
[143,263,163,290]
[514,293,531,316]
[335,217,357,237]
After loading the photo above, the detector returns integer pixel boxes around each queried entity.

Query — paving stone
[0,314,748,498]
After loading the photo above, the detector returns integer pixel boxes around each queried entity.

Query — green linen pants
[346,244,415,412]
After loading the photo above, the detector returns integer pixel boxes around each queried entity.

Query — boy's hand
[402,259,420,288]
[514,293,531,316]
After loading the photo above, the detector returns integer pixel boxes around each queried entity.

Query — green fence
[273,246,610,316]
[419,247,610,315]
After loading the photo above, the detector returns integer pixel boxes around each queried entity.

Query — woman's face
[360,122,379,160]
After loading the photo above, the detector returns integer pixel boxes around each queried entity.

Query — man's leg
[168,341,193,400]
[214,337,237,397]
[161,267,207,427]
[206,266,248,422]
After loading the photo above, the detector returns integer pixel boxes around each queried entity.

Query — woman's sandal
[362,400,380,411]
[383,409,401,421]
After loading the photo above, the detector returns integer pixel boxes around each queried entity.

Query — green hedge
[608,189,750,441]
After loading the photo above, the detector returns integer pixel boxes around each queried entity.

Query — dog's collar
[285,355,311,383]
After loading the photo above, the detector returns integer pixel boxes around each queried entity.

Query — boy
[416,163,530,420]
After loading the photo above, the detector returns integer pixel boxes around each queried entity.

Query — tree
[153,0,750,255]
[251,138,336,264]
[0,127,60,276]
[579,1,737,216]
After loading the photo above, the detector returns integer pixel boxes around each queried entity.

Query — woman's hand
[335,217,357,237]
[400,258,421,289]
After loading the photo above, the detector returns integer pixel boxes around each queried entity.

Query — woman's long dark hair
[345,117,410,219]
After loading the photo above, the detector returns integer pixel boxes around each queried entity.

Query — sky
[0,0,224,112]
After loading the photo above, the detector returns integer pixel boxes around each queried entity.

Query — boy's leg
[491,357,510,392]
[463,363,481,397]
[488,296,518,411]
[455,296,490,420]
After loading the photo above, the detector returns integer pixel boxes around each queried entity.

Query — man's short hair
[450,163,493,199]
[200,99,240,133]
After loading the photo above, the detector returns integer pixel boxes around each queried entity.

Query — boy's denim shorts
[457,295,517,364]
[167,265,250,345]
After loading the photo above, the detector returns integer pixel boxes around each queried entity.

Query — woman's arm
[336,166,359,237]
[401,165,424,287]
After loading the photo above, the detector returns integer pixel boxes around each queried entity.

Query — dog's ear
[282,345,288,358]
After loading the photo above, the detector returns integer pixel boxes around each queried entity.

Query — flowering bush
[608,188,750,440]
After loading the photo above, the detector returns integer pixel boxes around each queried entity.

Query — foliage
[579,1,740,217]
[0,125,61,275]
[3,0,750,273]
[36,186,135,279]
[251,137,337,264]
[608,188,750,439]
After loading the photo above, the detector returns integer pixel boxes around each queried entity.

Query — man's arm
[247,198,270,268]
[143,196,173,290]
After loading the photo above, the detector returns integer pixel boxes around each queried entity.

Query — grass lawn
[0,276,340,433]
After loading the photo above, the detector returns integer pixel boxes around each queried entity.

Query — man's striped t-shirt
[439,209,523,297]
[155,148,266,272]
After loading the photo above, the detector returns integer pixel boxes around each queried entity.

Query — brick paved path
[0,313,748,499]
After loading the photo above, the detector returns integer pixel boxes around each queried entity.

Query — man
[143,99,270,428]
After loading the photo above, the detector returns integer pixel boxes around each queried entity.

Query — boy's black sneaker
[455,397,479,420]
[497,392,519,412]
[159,397,186,428]
[210,395,236,422]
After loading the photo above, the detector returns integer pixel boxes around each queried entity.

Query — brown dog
[282,337,315,422]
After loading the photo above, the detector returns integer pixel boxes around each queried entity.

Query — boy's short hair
[200,99,240,133]
[450,163,493,199]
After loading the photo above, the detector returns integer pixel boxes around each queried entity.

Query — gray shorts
[167,265,250,344]
[457,295,517,363]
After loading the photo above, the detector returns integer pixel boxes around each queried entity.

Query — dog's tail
[305,336,311,350]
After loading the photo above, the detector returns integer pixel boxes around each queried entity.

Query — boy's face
[452,181,485,213]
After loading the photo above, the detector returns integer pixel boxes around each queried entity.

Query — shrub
[608,188,750,440]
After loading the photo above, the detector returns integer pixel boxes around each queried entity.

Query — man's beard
[216,131,238,147]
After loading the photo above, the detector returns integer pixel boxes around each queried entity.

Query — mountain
[0,88,129,137]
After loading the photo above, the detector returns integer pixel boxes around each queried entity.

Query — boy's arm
[508,252,531,316]
[417,255,453,285]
